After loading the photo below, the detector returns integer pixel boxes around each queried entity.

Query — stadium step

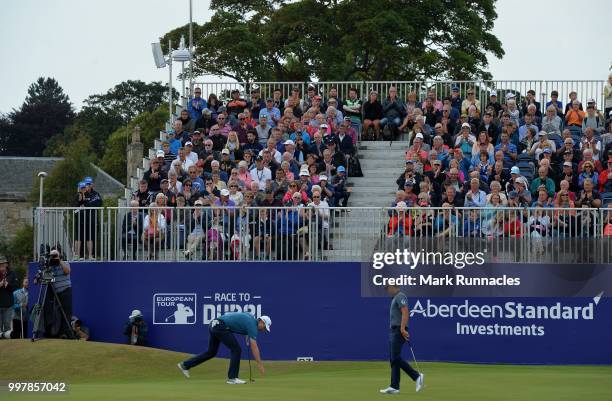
[348,140,408,208]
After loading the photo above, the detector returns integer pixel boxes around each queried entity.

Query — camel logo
[153,293,197,325]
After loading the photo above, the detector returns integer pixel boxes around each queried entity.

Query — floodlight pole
[189,0,193,97]
[168,39,173,123]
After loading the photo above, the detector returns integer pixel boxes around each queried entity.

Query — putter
[246,336,254,382]
[409,344,422,374]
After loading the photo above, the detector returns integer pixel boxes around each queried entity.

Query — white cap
[299,170,310,176]
[259,315,272,332]
[505,92,516,100]
[129,309,142,319]
[396,201,407,209]
[284,139,295,146]
[238,160,248,168]
[185,141,193,146]
[319,174,328,181]
[220,189,230,196]
[221,148,230,154]
[156,150,165,158]
[461,122,471,128]
[320,124,328,129]
[490,90,497,96]
[415,133,424,140]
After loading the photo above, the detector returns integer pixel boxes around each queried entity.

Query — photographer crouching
[34,248,74,339]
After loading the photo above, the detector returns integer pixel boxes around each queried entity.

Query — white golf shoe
[177,362,190,378]
[226,378,247,384]
[379,387,400,394]
[416,373,424,392]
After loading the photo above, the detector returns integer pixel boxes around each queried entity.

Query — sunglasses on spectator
[313,195,320,198]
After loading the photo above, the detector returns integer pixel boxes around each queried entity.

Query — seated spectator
[578,161,599,189]
[406,133,429,161]
[122,200,144,259]
[505,99,520,126]
[464,178,487,207]
[494,132,518,167]
[578,149,603,173]
[308,188,331,251]
[224,131,243,160]
[541,106,562,135]
[168,170,183,195]
[461,209,481,237]
[71,317,90,341]
[331,166,350,207]
[501,208,523,238]
[143,203,167,258]
[461,88,480,115]
[511,177,532,207]
[582,104,605,135]
[565,100,585,128]
[441,185,464,207]
[530,166,556,198]
[599,156,612,193]
[575,178,602,208]
[434,203,459,237]
[580,127,601,161]
[472,131,495,161]
[546,90,564,118]
[528,205,551,252]
[529,131,556,160]
[143,159,167,192]
[381,86,405,133]
[124,310,147,346]
[518,113,539,142]
[387,202,413,237]
[132,180,154,208]
[532,187,554,208]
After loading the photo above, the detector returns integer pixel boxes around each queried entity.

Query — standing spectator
[0,256,18,339]
[187,87,207,121]
[247,89,266,121]
[521,89,542,117]
[605,73,612,128]
[259,98,281,127]
[461,88,480,115]
[178,109,195,133]
[226,89,247,124]
[362,91,383,140]
[582,104,605,135]
[122,200,144,260]
[124,310,148,346]
[546,90,564,118]
[308,188,331,251]
[12,278,28,339]
[143,159,167,192]
[381,86,405,135]
[450,85,462,111]
[486,90,502,116]
[132,179,154,208]
[343,87,363,135]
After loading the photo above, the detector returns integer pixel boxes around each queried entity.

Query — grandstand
[34,79,612,263]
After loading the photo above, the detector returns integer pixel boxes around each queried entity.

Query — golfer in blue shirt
[380,285,424,394]
[177,312,272,384]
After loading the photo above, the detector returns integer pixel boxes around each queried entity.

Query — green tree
[0,77,75,156]
[161,0,503,82]
[44,80,176,157]
[0,225,34,280]
[29,135,96,206]
[99,105,169,183]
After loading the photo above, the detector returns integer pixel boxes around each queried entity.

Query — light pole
[37,171,47,208]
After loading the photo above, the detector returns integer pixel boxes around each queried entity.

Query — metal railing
[192,80,607,115]
[33,206,612,264]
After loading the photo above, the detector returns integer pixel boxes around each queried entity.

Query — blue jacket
[187,97,207,121]
[276,209,303,235]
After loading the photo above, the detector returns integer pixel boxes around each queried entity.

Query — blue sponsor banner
[28,262,612,364]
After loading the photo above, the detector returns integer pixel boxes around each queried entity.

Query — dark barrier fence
[28,262,612,364]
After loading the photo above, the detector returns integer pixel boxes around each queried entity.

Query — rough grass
[1,340,610,401]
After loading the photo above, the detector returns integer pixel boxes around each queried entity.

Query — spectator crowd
[126,77,612,259]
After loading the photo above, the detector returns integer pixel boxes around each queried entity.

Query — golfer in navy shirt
[380,285,424,394]
[177,312,272,384]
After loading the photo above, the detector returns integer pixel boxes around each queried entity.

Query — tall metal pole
[168,39,173,123]
[189,0,194,98]
[39,176,44,208]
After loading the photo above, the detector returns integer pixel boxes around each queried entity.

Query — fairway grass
[1,340,610,401]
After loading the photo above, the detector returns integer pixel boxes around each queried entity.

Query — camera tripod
[31,279,75,341]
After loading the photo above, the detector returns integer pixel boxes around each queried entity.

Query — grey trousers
[0,307,14,335]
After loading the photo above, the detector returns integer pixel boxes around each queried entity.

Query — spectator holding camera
[0,256,19,339]
[124,309,148,346]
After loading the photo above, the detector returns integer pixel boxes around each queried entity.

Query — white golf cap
[220,189,230,196]
[284,139,295,146]
[259,315,272,332]
[185,141,193,146]
[461,122,470,128]
[156,150,165,158]
[129,309,142,319]
[505,92,516,100]
[490,90,497,96]
[319,174,328,181]
[415,133,424,139]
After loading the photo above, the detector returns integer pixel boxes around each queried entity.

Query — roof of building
[0,157,125,201]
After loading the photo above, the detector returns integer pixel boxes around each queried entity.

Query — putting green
[1,340,610,401]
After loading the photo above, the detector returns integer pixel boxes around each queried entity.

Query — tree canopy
[160,0,504,83]
[0,77,75,156]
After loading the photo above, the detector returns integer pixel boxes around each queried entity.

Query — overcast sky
[1,0,610,113]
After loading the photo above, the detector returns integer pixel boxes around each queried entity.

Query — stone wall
[0,200,32,242]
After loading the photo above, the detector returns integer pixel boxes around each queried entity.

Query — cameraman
[123,309,148,346]
[39,249,73,339]
[0,256,19,339]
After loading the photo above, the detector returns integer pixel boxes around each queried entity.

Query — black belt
[390,325,407,330]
